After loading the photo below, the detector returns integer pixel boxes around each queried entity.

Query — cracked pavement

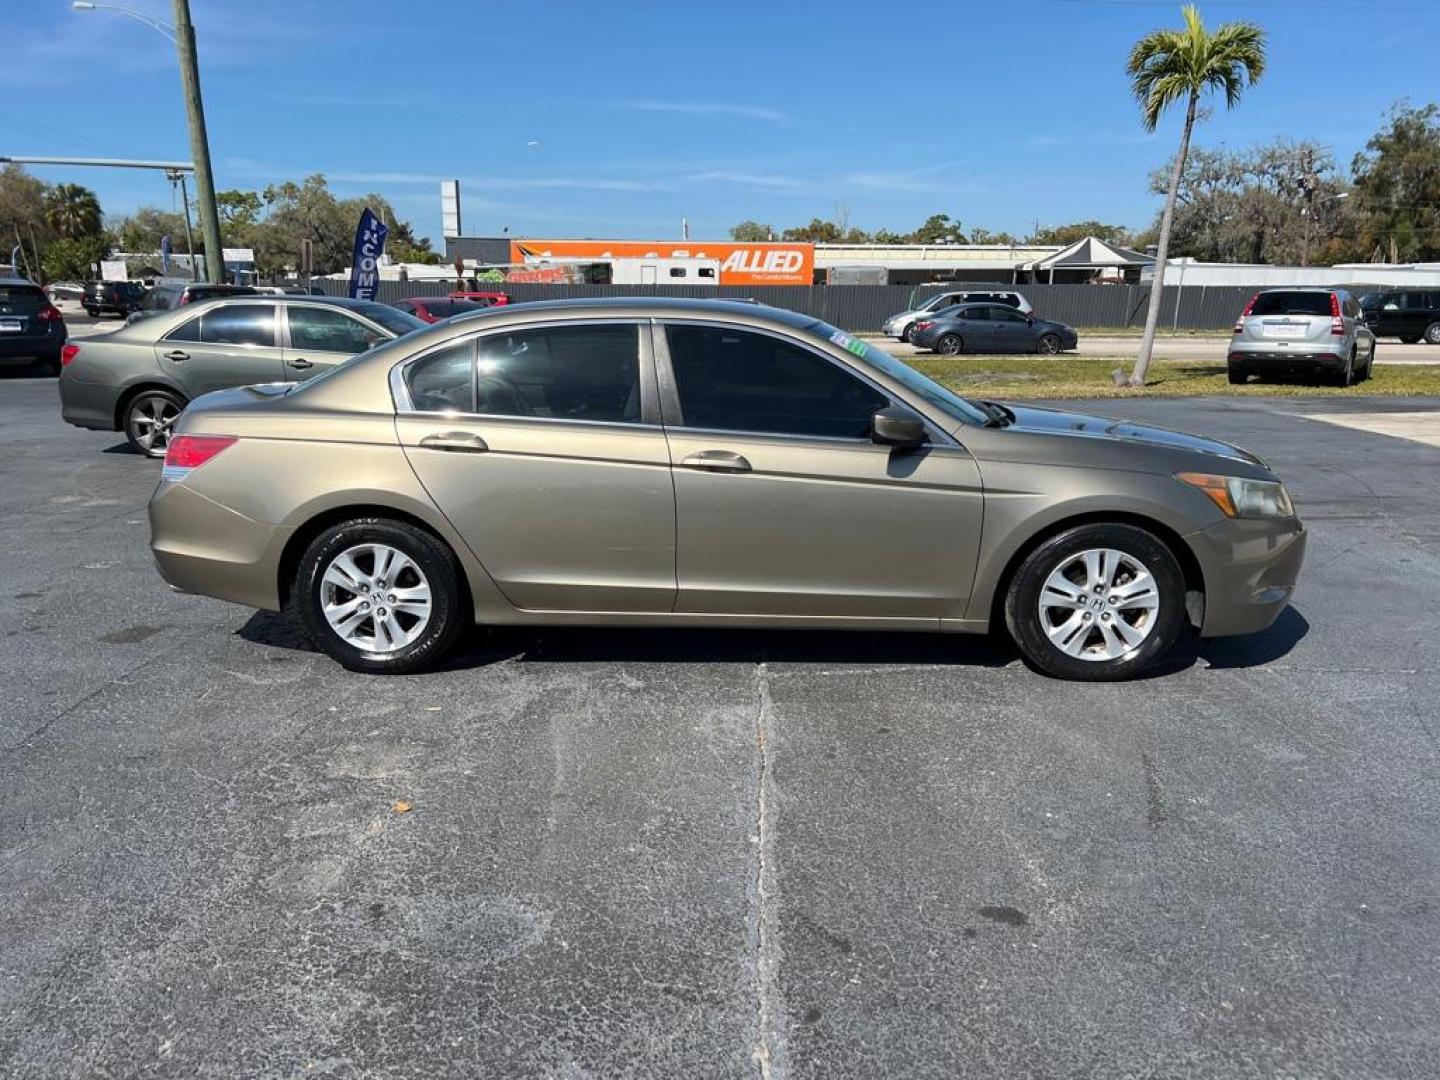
[2,377,1439,1078]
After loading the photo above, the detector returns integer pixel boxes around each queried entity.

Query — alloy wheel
[1037,547,1160,661]
[127,395,182,455]
[1037,334,1061,355]
[320,543,433,654]
[937,334,962,355]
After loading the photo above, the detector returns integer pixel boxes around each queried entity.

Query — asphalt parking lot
[3,375,1439,1078]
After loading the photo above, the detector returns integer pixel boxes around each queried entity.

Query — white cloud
[616,101,787,124]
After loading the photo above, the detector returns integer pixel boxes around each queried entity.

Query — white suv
[882,289,1033,342]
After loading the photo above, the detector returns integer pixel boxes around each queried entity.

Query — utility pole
[171,0,223,283]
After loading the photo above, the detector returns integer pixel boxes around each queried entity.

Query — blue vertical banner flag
[160,234,171,275]
[347,208,388,300]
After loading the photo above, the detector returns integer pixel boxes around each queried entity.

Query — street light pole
[171,0,223,283]
[71,1,223,283]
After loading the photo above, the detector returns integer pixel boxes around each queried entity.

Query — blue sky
[7,0,1439,245]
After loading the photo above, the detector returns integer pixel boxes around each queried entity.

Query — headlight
[1177,472,1294,519]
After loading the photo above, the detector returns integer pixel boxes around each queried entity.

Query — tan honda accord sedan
[148,298,1305,680]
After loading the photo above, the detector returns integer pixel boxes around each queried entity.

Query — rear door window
[198,304,276,347]
[1249,292,1332,317]
[960,306,991,321]
[476,323,641,423]
[406,340,475,413]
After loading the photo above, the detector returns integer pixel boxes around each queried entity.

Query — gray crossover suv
[1227,288,1375,386]
[146,298,1305,681]
[59,295,425,456]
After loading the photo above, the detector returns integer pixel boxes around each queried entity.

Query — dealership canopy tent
[1023,236,1155,283]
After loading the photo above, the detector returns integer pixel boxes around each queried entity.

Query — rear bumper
[0,333,64,360]
[149,481,289,611]
[58,370,121,431]
[1191,515,1307,637]
[1228,347,1345,374]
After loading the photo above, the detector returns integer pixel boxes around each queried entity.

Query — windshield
[355,302,427,337]
[805,320,990,426]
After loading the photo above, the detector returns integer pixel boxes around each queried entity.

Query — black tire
[1036,333,1061,356]
[122,388,186,458]
[1425,322,1440,345]
[1004,523,1187,682]
[1400,336,1420,345]
[935,333,963,356]
[1227,365,1248,385]
[1363,342,1375,380]
[294,518,468,675]
[1335,350,1355,388]
[900,324,915,344]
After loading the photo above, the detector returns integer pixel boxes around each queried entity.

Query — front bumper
[1191,514,1307,637]
[149,481,290,612]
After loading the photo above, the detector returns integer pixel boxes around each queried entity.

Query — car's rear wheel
[1401,336,1420,345]
[1227,365,1248,385]
[1004,523,1187,681]
[295,518,467,675]
[1035,333,1061,355]
[1335,350,1355,388]
[935,333,963,355]
[1425,322,1440,345]
[1363,342,1376,380]
[123,389,186,458]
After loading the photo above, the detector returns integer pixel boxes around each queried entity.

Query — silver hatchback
[1227,288,1375,387]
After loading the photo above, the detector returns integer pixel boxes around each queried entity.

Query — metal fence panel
[305,279,1258,332]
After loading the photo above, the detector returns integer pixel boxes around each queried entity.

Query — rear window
[351,302,426,337]
[1249,292,1332,317]
[0,285,46,310]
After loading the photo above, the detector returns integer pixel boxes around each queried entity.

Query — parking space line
[1295,410,1440,449]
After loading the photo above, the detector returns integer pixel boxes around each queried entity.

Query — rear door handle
[288,357,313,370]
[419,431,488,453]
[164,350,189,362]
[680,450,751,473]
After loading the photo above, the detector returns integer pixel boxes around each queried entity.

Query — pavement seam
[750,662,787,1080]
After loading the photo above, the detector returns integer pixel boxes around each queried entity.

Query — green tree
[781,217,845,243]
[111,207,190,253]
[1351,102,1440,263]
[729,220,774,242]
[1029,220,1133,247]
[0,165,52,279]
[43,235,108,282]
[907,213,967,244]
[1125,4,1265,387]
[216,189,263,230]
[968,226,1020,245]
[43,183,103,239]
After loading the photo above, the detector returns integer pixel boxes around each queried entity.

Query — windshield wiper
[977,400,1014,427]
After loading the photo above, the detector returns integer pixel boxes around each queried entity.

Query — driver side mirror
[871,405,926,448]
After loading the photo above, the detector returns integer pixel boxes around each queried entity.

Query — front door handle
[680,450,751,473]
[164,350,189,362]
[419,431,488,453]
[288,357,313,370]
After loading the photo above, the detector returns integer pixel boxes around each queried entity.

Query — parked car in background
[1359,289,1440,344]
[910,302,1077,355]
[46,281,84,303]
[882,289,1033,342]
[449,290,511,307]
[59,295,425,456]
[0,278,67,374]
[394,297,493,323]
[82,280,148,318]
[1227,288,1375,387]
[145,297,1304,682]
[126,282,260,324]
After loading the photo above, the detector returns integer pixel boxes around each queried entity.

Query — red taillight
[1329,292,1344,335]
[1234,292,1259,333]
[161,434,236,481]
[914,320,933,331]
[37,305,63,323]
[60,344,81,367]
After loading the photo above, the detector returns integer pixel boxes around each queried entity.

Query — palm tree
[1125,5,1265,387]
[43,183,103,239]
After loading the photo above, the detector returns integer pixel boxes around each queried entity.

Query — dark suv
[0,279,68,374]
[126,282,259,324]
[82,280,148,318]
[1360,290,1440,345]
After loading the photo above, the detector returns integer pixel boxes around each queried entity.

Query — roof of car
[448,295,816,327]
[0,277,40,288]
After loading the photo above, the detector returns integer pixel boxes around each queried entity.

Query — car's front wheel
[1425,322,1440,345]
[1035,333,1061,355]
[1004,523,1187,681]
[295,518,468,674]
[935,333,963,355]
[900,324,915,344]
[123,389,186,457]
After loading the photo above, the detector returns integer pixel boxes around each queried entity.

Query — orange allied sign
[510,239,814,286]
